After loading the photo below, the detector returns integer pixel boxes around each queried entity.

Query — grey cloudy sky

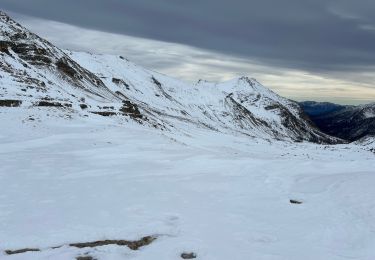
[1,0,375,104]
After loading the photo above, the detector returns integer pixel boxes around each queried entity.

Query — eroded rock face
[120,100,143,119]
[0,40,11,54]
[0,99,22,107]
[56,58,78,78]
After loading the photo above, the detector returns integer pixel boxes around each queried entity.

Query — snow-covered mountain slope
[66,51,340,143]
[0,11,339,144]
[355,136,375,152]
[300,101,375,141]
[1,106,374,260]
[0,12,122,107]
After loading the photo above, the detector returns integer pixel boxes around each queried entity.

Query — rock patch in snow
[290,199,303,204]
[181,252,197,259]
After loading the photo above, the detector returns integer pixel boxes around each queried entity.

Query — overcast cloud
[1,0,375,104]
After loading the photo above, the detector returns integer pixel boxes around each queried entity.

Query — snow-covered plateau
[1,107,375,260]
[1,11,375,260]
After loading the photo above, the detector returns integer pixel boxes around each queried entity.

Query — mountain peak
[237,76,257,83]
[0,10,9,18]
[0,10,19,27]
[0,12,341,144]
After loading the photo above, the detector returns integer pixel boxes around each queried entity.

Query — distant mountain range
[0,11,340,144]
[300,101,375,141]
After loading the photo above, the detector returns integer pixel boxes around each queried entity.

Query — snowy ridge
[0,11,121,107]
[0,11,339,143]
[355,135,375,149]
[66,51,340,143]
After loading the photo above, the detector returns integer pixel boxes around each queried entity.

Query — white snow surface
[0,107,374,260]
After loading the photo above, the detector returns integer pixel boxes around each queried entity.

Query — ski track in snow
[0,107,374,260]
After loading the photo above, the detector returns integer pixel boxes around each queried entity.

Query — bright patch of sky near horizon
[9,12,375,105]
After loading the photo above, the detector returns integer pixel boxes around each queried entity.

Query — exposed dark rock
[290,199,303,204]
[225,93,270,129]
[0,40,11,55]
[265,104,279,110]
[151,76,162,87]
[90,111,118,116]
[70,236,156,250]
[181,252,197,259]
[41,96,54,101]
[0,99,22,107]
[0,40,53,66]
[5,248,40,255]
[120,100,143,119]
[4,236,156,255]
[80,103,88,109]
[151,76,181,104]
[115,91,128,99]
[76,256,96,260]
[36,101,72,108]
[56,59,77,78]
[112,77,121,84]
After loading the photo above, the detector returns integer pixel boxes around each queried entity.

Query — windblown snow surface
[0,106,374,260]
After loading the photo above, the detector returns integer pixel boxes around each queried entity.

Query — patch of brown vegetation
[69,236,157,250]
